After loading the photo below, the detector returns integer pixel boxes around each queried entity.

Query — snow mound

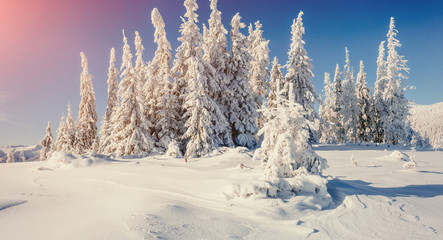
[224,169,332,210]
[388,150,410,161]
[41,151,114,169]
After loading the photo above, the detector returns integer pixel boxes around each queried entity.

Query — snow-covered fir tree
[318,72,335,143]
[105,30,155,156]
[268,57,284,109]
[40,121,53,161]
[64,103,76,153]
[6,145,14,163]
[75,52,99,154]
[355,60,373,142]
[99,48,119,153]
[331,64,345,143]
[373,41,388,143]
[149,8,181,150]
[255,82,327,184]
[285,11,318,142]
[340,47,359,143]
[382,17,410,145]
[172,0,230,158]
[55,113,66,151]
[202,0,234,147]
[248,21,270,128]
[226,13,258,149]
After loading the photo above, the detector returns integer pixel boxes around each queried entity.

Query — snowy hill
[0,145,40,163]
[409,102,443,149]
[0,146,442,239]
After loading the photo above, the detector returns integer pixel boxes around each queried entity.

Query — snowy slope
[0,146,442,239]
[409,102,443,149]
[0,145,40,163]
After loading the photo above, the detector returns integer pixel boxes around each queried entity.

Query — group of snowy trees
[44,0,320,164]
[318,17,416,146]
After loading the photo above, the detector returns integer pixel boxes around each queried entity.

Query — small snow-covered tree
[373,41,388,143]
[340,47,359,143]
[75,52,99,154]
[268,57,284,109]
[65,103,76,152]
[226,13,258,149]
[55,113,66,151]
[172,0,230,158]
[40,121,53,161]
[6,145,14,163]
[355,60,373,142]
[105,30,155,156]
[318,72,335,143]
[248,21,270,129]
[285,11,319,142]
[331,64,345,143]
[100,48,119,153]
[382,17,410,145]
[255,83,327,183]
[149,8,181,150]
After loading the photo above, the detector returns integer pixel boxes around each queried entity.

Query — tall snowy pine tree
[382,17,410,145]
[248,21,270,129]
[75,52,99,154]
[172,0,230,158]
[150,8,181,150]
[285,11,318,142]
[226,13,258,149]
[318,72,335,143]
[202,0,233,147]
[268,57,285,109]
[340,47,359,143]
[100,48,119,153]
[331,64,345,143]
[373,41,388,143]
[355,60,373,142]
[105,30,155,156]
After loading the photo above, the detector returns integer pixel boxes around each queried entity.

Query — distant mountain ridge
[0,145,41,163]
[409,102,443,149]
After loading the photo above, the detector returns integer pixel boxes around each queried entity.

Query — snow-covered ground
[0,145,442,239]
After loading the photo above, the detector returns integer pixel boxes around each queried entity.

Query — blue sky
[1,0,442,146]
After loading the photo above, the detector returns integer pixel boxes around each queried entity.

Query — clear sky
[1,0,442,146]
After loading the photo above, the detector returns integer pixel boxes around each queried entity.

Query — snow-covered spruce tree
[202,0,233,147]
[331,64,345,143]
[227,13,258,149]
[40,121,53,161]
[248,21,270,129]
[340,47,359,143]
[6,145,14,163]
[318,72,335,143]
[373,41,388,143]
[382,17,410,145]
[355,60,374,142]
[268,57,285,109]
[172,0,230,158]
[105,30,155,156]
[150,8,181,150]
[255,82,327,193]
[64,103,76,153]
[75,52,99,154]
[285,11,319,142]
[99,48,119,153]
[54,113,66,151]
